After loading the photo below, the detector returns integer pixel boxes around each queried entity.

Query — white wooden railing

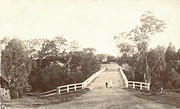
[39,67,105,97]
[39,89,57,97]
[82,67,105,88]
[119,67,150,91]
[57,83,83,95]
[119,68,128,88]
[128,81,150,90]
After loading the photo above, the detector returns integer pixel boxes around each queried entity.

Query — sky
[0,0,180,56]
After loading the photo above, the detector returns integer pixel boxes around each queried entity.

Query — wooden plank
[40,89,57,95]
[40,92,56,97]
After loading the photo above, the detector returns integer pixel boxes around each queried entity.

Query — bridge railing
[39,89,57,97]
[119,67,150,91]
[39,67,105,97]
[82,67,105,88]
[128,81,150,90]
[57,83,83,95]
[119,68,128,88]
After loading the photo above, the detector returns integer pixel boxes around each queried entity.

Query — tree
[64,41,79,76]
[114,11,166,83]
[165,42,177,67]
[96,54,108,63]
[114,32,135,56]
[107,55,116,63]
[147,46,166,88]
[1,38,32,98]
[0,37,10,49]
[24,38,46,59]
[28,37,81,91]
[177,48,180,60]
[83,48,96,54]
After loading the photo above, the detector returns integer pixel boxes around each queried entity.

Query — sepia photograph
[0,0,180,109]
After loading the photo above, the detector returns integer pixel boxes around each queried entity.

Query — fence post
[82,83,84,89]
[57,87,60,95]
[75,84,76,91]
[81,84,83,89]
[140,83,142,90]
[67,85,69,92]
[133,82,135,89]
[147,83,150,90]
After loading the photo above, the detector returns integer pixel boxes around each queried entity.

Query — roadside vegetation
[114,11,180,92]
[1,36,101,99]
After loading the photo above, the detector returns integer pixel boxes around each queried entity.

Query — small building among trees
[0,73,11,100]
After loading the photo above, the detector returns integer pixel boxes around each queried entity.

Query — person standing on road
[105,82,108,88]
[110,81,113,88]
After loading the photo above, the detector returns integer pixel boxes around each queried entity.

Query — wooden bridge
[8,63,178,109]
[39,64,150,97]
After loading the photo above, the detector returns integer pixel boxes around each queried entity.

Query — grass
[126,88,180,108]
[3,88,89,108]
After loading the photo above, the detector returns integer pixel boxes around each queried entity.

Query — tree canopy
[1,39,32,98]
[114,11,166,83]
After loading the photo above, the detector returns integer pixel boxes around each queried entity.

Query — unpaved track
[7,64,179,109]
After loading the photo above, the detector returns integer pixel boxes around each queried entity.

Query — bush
[122,64,135,80]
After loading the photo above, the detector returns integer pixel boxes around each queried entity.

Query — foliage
[165,42,177,68]
[1,36,100,94]
[114,12,180,90]
[114,11,166,83]
[122,64,135,80]
[96,54,108,63]
[117,42,180,90]
[147,46,166,88]
[107,55,116,63]
[26,37,100,91]
[1,38,32,98]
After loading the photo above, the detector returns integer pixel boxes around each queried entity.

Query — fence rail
[39,67,105,97]
[119,67,150,91]
[128,81,150,90]
[39,89,57,97]
[119,68,128,88]
[57,83,83,95]
[83,68,105,88]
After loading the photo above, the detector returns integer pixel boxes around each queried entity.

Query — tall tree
[147,46,166,88]
[114,11,166,82]
[165,42,176,66]
[1,38,32,98]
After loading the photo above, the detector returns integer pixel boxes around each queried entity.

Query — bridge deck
[88,70,124,89]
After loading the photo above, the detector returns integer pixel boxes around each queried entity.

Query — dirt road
[6,64,179,109]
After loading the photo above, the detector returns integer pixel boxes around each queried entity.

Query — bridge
[6,63,178,109]
[33,63,177,109]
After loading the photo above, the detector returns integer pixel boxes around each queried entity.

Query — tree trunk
[9,88,22,99]
[144,54,151,83]
[66,55,73,76]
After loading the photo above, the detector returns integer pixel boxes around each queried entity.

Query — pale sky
[0,0,180,56]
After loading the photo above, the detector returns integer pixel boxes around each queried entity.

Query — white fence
[39,67,105,97]
[119,67,150,91]
[57,83,83,95]
[39,89,57,97]
[128,81,150,90]
[82,68,105,88]
[119,68,128,88]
